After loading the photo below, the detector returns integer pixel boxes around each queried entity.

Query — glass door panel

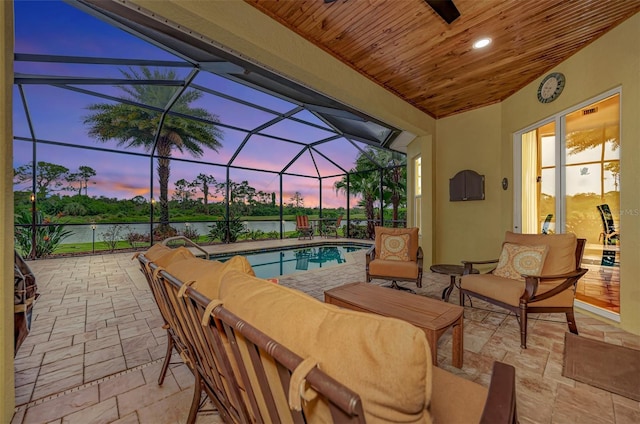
[517,93,620,315]
[565,94,620,312]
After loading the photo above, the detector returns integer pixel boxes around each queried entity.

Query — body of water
[61,221,297,244]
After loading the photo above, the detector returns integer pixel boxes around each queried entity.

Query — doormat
[563,332,640,401]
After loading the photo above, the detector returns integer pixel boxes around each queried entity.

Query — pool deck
[12,237,640,424]
[197,236,372,257]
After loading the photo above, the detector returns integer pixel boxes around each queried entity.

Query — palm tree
[335,149,383,239]
[383,163,407,227]
[84,67,223,230]
[335,148,408,237]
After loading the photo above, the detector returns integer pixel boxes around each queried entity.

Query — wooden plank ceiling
[245,0,640,119]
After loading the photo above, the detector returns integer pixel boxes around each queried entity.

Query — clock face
[537,72,565,103]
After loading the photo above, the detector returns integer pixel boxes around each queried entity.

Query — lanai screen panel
[231,135,303,174]
[13,0,406,225]
[283,175,324,209]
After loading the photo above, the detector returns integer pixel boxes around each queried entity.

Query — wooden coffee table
[324,282,464,368]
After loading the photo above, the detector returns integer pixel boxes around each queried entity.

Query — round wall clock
[537,72,565,103]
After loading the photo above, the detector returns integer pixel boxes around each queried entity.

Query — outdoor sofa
[137,243,518,423]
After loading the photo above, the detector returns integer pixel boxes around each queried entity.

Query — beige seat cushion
[369,258,419,279]
[461,273,575,307]
[430,367,488,423]
[218,270,433,424]
[375,226,419,261]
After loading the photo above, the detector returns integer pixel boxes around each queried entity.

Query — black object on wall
[449,170,485,201]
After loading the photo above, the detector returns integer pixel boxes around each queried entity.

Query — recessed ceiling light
[473,38,492,49]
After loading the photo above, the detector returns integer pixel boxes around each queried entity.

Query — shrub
[266,230,279,240]
[153,225,178,241]
[62,202,87,216]
[207,218,247,243]
[14,210,72,258]
[347,221,369,239]
[102,224,129,252]
[126,230,149,248]
[181,225,200,241]
[246,229,264,240]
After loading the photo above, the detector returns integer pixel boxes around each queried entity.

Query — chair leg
[519,304,528,349]
[158,331,174,385]
[187,372,203,424]
[566,309,579,334]
[386,280,416,294]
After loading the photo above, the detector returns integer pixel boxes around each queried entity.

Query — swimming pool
[212,243,370,279]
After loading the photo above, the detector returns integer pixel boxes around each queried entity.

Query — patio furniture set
[296,215,343,239]
[135,236,518,423]
[132,224,588,422]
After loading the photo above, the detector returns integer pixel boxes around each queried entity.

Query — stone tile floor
[11,239,640,423]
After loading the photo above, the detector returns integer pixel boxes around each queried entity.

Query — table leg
[442,275,457,302]
[425,331,438,366]
[452,314,463,368]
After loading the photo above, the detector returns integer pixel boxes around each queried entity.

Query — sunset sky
[12,0,388,209]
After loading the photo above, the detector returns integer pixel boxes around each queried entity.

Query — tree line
[15,66,407,235]
[14,162,97,198]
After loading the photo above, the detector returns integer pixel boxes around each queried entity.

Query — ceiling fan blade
[424,0,460,24]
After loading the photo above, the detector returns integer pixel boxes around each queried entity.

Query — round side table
[430,264,479,303]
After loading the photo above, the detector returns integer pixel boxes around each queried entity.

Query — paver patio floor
[11,239,640,423]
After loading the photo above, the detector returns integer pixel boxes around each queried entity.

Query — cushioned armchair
[366,226,423,293]
[460,231,587,349]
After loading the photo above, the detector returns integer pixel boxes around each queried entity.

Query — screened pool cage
[12,0,409,258]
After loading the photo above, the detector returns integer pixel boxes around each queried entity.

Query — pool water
[214,244,369,279]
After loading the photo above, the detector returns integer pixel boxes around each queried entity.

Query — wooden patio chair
[460,231,588,348]
[322,215,343,238]
[296,215,314,240]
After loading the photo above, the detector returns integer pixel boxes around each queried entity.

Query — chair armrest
[521,268,588,302]
[480,361,517,424]
[366,245,376,265]
[461,259,498,274]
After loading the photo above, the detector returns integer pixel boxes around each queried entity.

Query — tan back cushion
[150,246,196,268]
[143,243,172,261]
[375,227,419,262]
[503,231,577,275]
[166,255,255,299]
[219,270,433,424]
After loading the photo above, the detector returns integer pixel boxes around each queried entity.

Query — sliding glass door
[515,91,621,317]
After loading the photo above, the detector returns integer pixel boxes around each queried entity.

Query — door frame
[513,87,622,321]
